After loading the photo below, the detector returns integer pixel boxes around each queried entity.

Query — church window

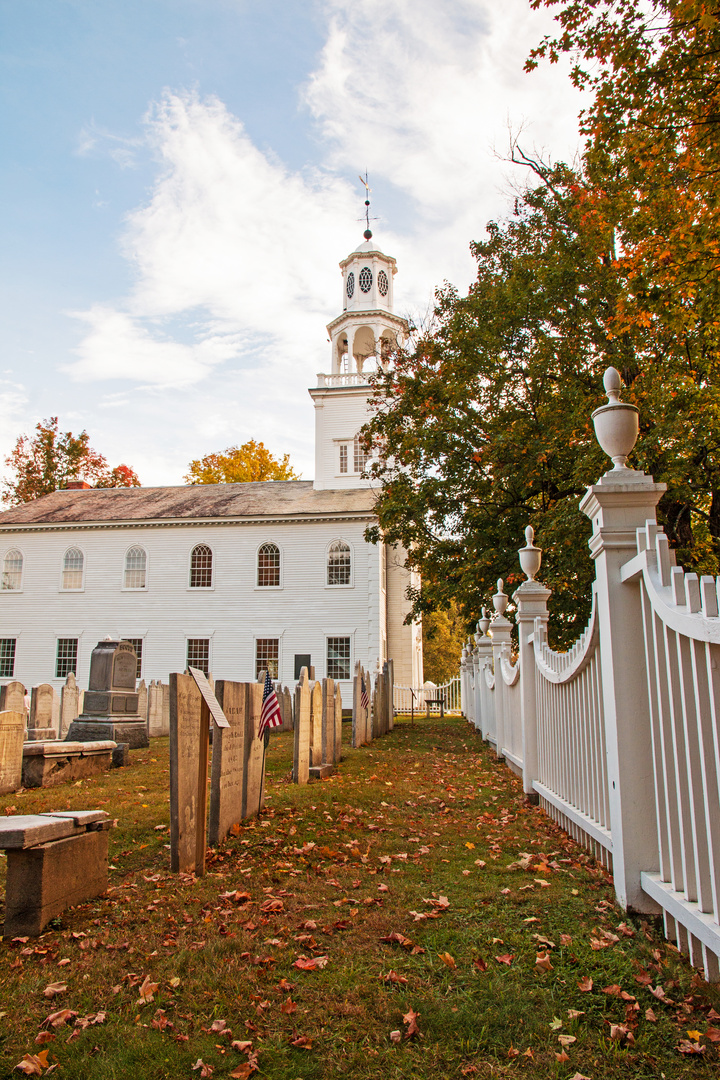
[378,269,389,296]
[0,638,16,678]
[124,547,147,589]
[56,637,78,679]
[353,434,369,473]
[328,541,351,586]
[61,548,84,590]
[346,272,355,298]
[186,638,210,676]
[1,549,23,591]
[122,638,144,679]
[327,637,351,680]
[189,544,213,588]
[339,445,348,474]
[257,543,281,587]
[256,638,279,680]
[359,266,372,293]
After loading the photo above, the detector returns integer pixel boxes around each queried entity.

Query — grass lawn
[1,713,718,1079]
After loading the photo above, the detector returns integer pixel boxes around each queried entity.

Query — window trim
[59,547,86,592]
[187,543,215,591]
[55,635,80,680]
[1,547,24,593]
[254,635,281,681]
[120,635,146,680]
[185,633,214,676]
[326,538,354,589]
[325,634,352,682]
[121,545,149,592]
[255,540,283,591]
[0,636,17,678]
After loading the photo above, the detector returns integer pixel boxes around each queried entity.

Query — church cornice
[326,310,409,334]
[0,510,378,535]
[338,251,397,272]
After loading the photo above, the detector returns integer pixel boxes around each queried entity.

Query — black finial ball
[365,199,370,206]
[364,229,372,240]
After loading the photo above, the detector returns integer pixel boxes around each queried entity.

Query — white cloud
[64,0,586,483]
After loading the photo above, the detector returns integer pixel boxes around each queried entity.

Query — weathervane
[358,171,377,240]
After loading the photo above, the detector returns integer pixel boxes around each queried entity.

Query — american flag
[361,678,369,711]
[259,670,283,738]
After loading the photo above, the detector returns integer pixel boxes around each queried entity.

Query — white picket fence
[462,367,720,981]
[393,678,462,715]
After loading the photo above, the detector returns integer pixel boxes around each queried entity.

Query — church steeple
[310,211,408,490]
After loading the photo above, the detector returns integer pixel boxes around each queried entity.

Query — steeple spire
[358,172,373,240]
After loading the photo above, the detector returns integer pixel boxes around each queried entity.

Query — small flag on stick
[360,679,369,711]
[259,670,283,738]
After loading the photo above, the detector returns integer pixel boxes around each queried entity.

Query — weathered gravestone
[0,682,26,715]
[321,678,335,766]
[352,663,371,748]
[209,679,246,846]
[148,680,169,737]
[67,640,149,749]
[137,680,148,724]
[334,682,343,764]
[28,684,58,741]
[293,668,311,785]
[0,711,24,795]
[60,672,80,737]
[310,681,323,767]
[243,681,265,818]
[283,686,293,731]
[386,659,395,732]
[169,670,227,875]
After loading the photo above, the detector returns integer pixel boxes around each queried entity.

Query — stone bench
[21,740,124,789]
[0,811,111,936]
[425,696,445,718]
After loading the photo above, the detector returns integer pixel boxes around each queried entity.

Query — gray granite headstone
[67,640,148,749]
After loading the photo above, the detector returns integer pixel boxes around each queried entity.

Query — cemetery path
[1,714,719,1079]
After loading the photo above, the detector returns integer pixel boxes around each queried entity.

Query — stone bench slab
[23,740,116,756]
[0,811,109,849]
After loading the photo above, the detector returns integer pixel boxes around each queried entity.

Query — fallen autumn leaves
[1,715,720,1079]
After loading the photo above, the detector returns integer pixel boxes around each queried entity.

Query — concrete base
[309,763,335,780]
[66,718,149,749]
[22,740,116,789]
[4,828,109,936]
[112,743,130,768]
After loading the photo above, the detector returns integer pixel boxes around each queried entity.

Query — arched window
[124,546,147,589]
[61,547,84,590]
[1,549,23,591]
[353,434,369,473]
[328,541,351,586]
[189,544,213,588]
[257,543,280,587]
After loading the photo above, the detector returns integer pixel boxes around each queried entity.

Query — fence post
[513,527,551,802]
[490,581,512,759]
[579,367,666,912]
[474,611,493,738]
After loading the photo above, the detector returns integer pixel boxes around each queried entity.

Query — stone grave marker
[148,680,167,737]
[243,681,264,819]
[334,682,343,763]
[0,682,26,716]
[137,679,148,723]
[0,711,25,795]
[387,659,395,731]
[321,678,335,765]
[209,679,245,846]
[169,672,208,874]
[67,640,149,749]
[60,673,80,737]
[310,681,323,766]
[283,686,293,731]
[28,684,58,741]
[293,668,310,785]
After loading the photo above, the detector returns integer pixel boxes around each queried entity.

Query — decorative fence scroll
[462,366,720,982]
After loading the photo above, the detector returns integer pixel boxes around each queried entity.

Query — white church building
[0,234,423,700]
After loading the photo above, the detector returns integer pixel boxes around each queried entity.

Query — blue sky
[0,0,585,487]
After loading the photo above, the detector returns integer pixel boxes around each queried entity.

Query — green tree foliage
[2,417,140,506]
[422,600,468,684]
[184,439,300,485]
[364,0,720,646]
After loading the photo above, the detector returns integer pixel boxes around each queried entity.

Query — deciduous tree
[184,440,300,484]
[2,417,140,506]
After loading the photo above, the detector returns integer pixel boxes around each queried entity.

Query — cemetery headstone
[0,682,26,716]
[67,640,149,749]
[0,711,24,795]
[209,679,246,845]
[243,682,264,819]
[293,668,311,785]
[334,682,342,764]
[28,684,58,741]
[283,685,293,731]
[387,659,395,731]
[321,678,335,765]
[169,671,208,874]
[310,681,322,766]
[148,680,167,737]
[60,672,80,737]
[137,679,148,724]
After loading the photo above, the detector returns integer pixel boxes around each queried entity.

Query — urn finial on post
[519,525,542,581]
[591,366,639,471]
[493,579,508,617]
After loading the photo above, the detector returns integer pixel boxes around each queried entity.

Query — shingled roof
[0,481,377,527]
